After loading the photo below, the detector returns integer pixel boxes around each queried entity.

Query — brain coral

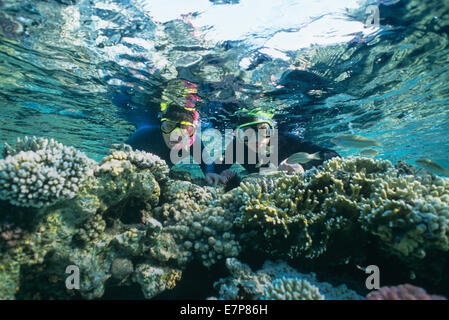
[0,137,95,208]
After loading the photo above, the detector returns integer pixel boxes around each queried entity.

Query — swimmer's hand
[278,158,304,174]
[205,170,237,186]
[205,173,227,186]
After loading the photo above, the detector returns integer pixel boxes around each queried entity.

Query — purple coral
[367,284,447,300]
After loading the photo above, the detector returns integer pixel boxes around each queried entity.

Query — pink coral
[367,284,447,300]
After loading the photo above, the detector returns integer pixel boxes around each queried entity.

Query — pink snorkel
[166,79,201,150]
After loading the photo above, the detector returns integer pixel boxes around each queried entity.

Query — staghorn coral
[210,258,362,300]
[367,284,447,300]
[0,137,95,208]
[220,156,449,261]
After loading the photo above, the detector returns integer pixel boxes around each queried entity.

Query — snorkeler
[126,79,216,180]
[208,110,340,184]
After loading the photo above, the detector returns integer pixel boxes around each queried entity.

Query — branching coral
[95,145,166,211]
[262,277,324,300]
[2,138,449,300]
[0,137,95,208]
[221,157,449,261]
[210,258,362,300]
[103,144,169,183]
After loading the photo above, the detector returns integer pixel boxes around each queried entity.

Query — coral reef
[152,179,241,267]
[262,278,324,300]
[366,284,447,300]
[0,140,176,299]
[1,138,449,300]
[135,264,182,299]
[0,137,95,208]
[210,258,362,300]
[220,157,449,262]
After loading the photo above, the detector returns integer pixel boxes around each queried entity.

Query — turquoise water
[1,0,449,300]
[1,0,448,168]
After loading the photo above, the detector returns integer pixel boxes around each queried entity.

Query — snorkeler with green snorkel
[207,109,340,184]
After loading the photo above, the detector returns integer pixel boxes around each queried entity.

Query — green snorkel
[236,109,275,131]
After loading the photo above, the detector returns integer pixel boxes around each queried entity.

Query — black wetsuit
[213,131,340,174]
[126,126,213,174]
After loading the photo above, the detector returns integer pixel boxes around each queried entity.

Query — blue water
[1,0,448,169]
[1,0,449,300]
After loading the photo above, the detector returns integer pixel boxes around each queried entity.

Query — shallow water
[1,0,448,169]
[1,0,449,301]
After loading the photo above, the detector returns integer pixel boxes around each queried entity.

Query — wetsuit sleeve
[126,126,171,163]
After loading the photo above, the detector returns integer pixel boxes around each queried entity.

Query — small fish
[415,158,449,176]
[331,134,382,148]
[359,149,379,157]
[287,152,321,164]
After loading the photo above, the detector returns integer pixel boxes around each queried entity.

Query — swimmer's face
[239,122,272,150]
[162,128,192,149]
[160,118,196,149]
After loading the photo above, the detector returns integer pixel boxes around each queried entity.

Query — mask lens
[161,120,176,133]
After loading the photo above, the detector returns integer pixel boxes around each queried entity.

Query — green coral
[2,138,449,300]
[0,142,172,299]
[221,156,449,260]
